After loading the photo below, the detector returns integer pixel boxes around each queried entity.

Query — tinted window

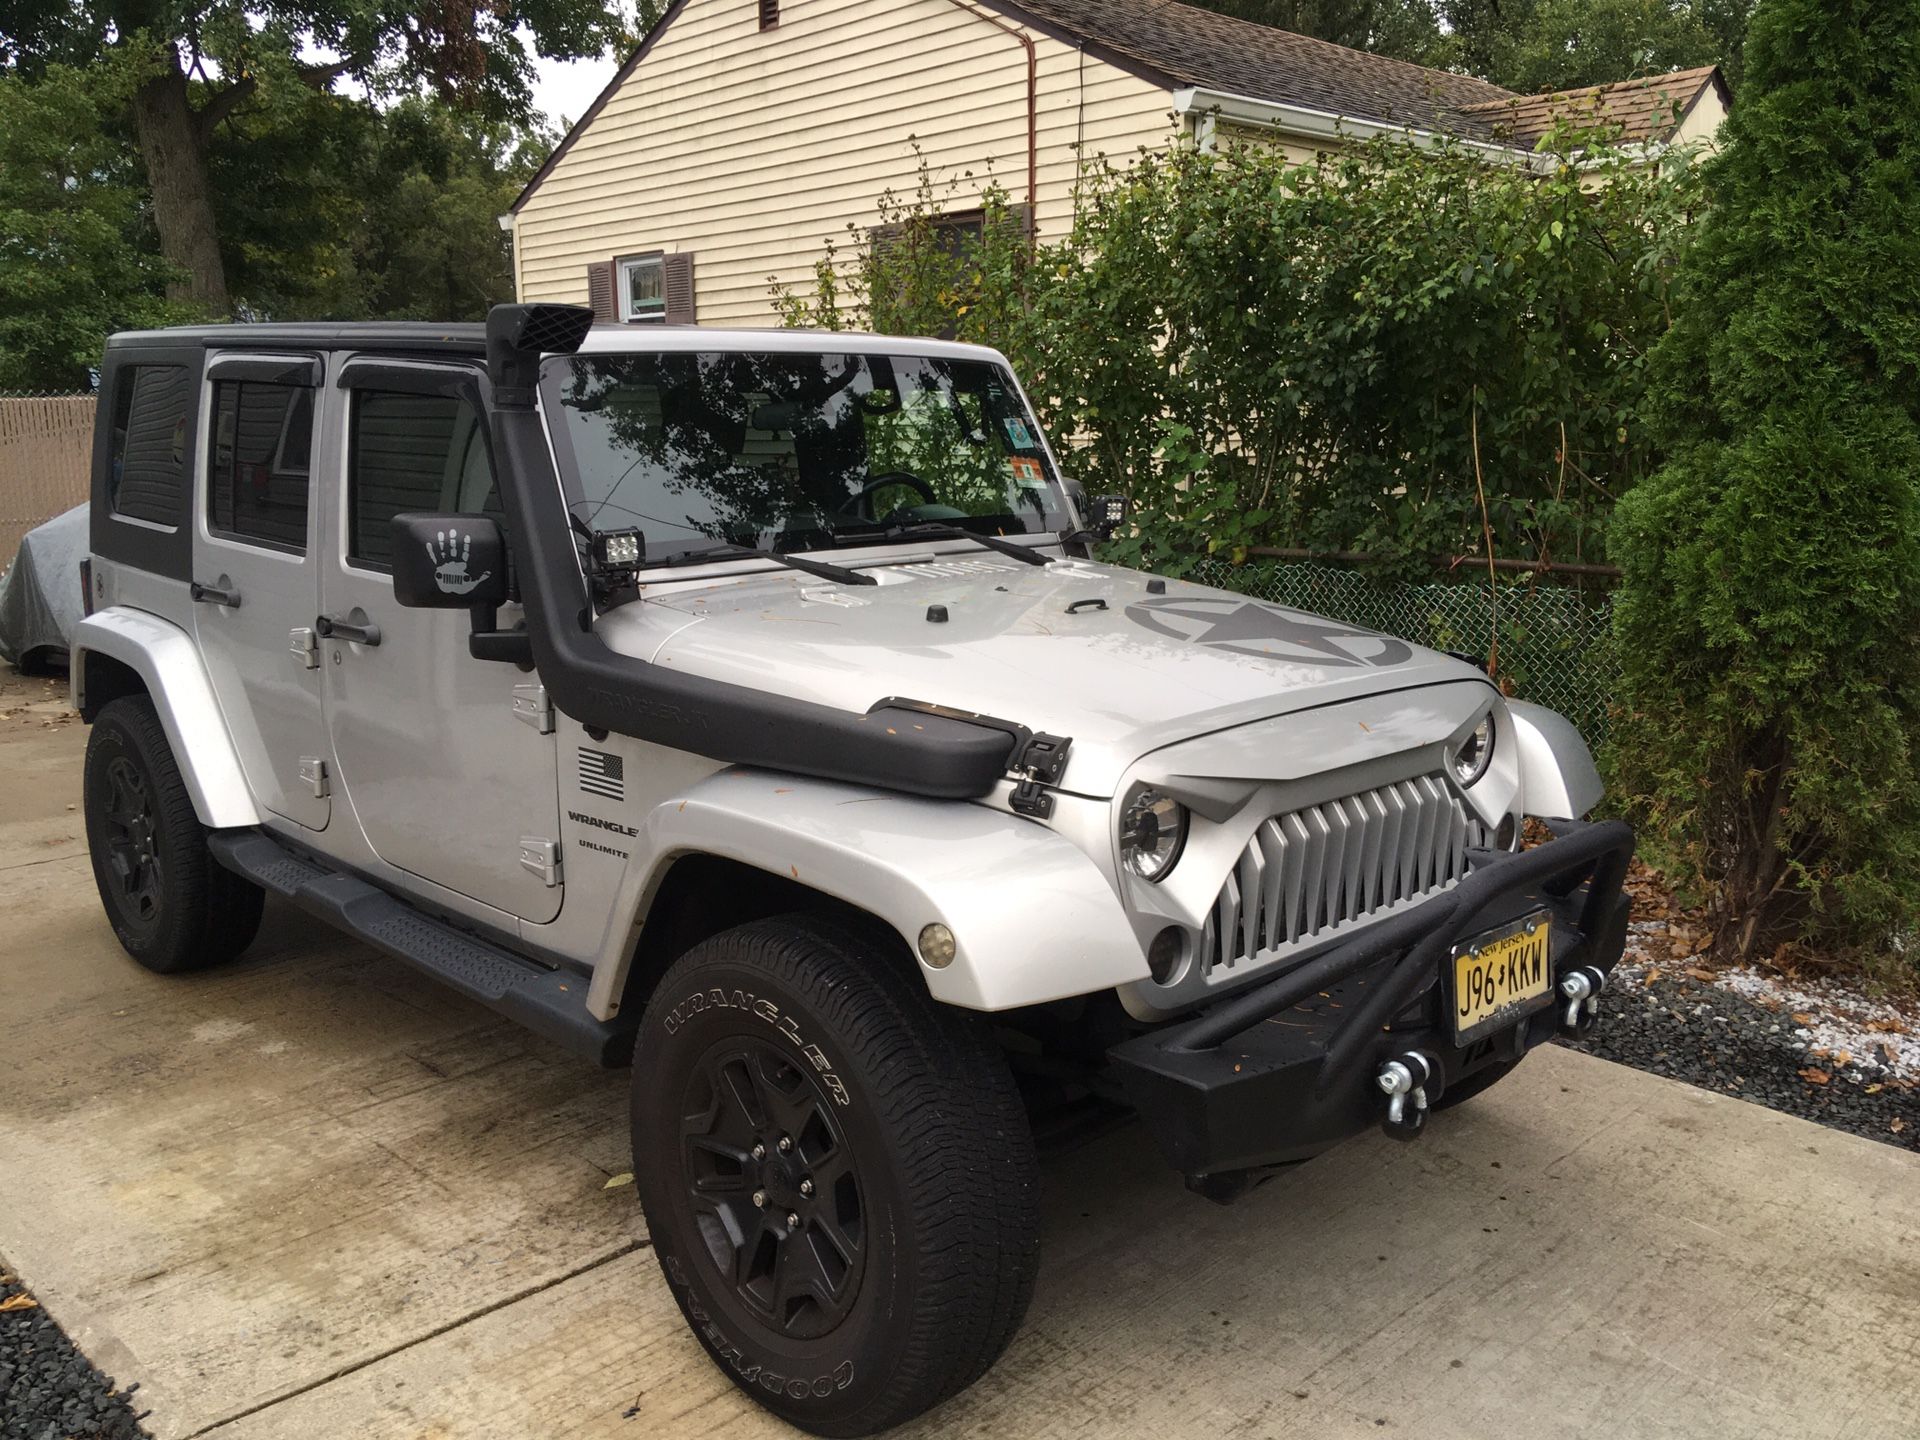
[108,365,191,526]
[542,351,1069,562]
[348,390,497,569]
[207,381,313,551]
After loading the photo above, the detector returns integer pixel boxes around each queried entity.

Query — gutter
[1171,86,1548,172]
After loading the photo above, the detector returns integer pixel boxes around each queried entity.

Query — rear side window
[206,381,314,552]
[348,390,497,570]
[108,365,192,526]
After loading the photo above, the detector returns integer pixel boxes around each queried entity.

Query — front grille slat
[1281,813,1309,946]
[1201,773,1493,977]
[1237,842,1266,962]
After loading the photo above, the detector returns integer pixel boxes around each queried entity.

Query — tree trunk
[130,50,228,311]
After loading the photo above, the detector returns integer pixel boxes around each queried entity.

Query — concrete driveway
[3,677,1917,1440]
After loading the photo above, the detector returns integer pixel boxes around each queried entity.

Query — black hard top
[106,321,487,354]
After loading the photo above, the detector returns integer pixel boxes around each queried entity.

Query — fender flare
[71,609,260,829]
[1507,700,1602,820]
[585,769,1146,1018]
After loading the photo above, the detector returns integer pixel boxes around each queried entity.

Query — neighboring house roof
[1457,65,1728,148]
[998,0,1516,135]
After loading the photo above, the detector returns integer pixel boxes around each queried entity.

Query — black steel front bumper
[1106,820,1633,1188]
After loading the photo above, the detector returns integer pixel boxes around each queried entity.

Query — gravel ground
[0,1265,149,1440]
[1559,923,1920,1153]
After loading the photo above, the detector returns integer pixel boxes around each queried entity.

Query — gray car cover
[0,503,87,668]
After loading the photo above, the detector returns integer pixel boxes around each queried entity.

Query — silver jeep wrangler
[74,304,1631,1435]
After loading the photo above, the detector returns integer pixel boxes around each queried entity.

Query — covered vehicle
[0,502,86,671]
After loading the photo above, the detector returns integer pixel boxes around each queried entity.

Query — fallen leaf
[1685,967,1715,983]
[1792,1012,1815,1025]
[1865,1084,1885,1095]
[1892,1118,1907,1134]
[1866,1018,1908,1034]
[0,1294,37,1312]
[603,1172,634,1190]
[1643,968,1663,985]
[1832,1050,1852,1068]
[1798,1068,1830,1085]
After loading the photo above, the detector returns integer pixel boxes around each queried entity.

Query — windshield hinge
[1009,732,1072,819]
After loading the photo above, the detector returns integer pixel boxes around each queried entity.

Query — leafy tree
[0,1,631,312]
[1185,1,1452,65]
[1607,0,1920,960]
[0,60,194,390]
[1187,0,1754,89]
[777,129,1698,581]
[1441,0,1754,90]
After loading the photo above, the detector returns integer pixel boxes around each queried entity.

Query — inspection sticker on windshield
[1008,456,1044,488]
[1002,417,1035,449]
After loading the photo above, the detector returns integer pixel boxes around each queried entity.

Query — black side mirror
[390,513,510,609]
[1088,494,1131,540]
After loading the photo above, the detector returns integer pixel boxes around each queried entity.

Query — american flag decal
[578,748,625,801]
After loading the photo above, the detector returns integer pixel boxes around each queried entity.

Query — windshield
[540,350,1072,562]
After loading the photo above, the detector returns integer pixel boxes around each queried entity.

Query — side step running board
[209,829,631,1067]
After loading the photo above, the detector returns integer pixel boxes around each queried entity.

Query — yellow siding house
[506,0,1730,328]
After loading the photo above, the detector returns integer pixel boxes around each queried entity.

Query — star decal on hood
[1124,596,1414,668]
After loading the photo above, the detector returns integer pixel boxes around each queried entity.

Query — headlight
[1452,714,1495,788]
[1121,786,1188,881]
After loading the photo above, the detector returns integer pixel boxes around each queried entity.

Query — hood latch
[1009,732,1072,819]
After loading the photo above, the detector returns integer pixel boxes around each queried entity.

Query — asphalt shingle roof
[1456,65,1724,147]
[1003,0,1517,135]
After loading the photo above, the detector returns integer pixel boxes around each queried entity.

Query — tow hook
[1559,966,1607,1037]
[1376,1053,1434,1142]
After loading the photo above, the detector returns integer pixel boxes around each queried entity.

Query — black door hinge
[1009,732,1072,818]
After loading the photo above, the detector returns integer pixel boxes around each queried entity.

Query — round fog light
[918,923,957,969]
[1147,926,1186,985]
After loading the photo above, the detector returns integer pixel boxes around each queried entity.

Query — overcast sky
[530,49,623,133]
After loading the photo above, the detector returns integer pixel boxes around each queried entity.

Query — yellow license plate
[1450,912,1553,1042]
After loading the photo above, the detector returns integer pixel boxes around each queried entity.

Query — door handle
[191,580,241,608]
[315,614,382,646]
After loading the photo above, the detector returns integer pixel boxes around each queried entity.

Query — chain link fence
[1191,557,1618,741]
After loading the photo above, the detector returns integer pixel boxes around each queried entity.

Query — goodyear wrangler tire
[83,696,264,974]
[631,914,1040,1437]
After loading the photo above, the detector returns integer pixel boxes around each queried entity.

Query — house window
[619,255,667,323]
[759,0,779,30]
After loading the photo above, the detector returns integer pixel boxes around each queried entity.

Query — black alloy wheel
[681,1037,865,1339]
[83,696,264,973]
[99,754,165,931]
[633,914,1040,1437]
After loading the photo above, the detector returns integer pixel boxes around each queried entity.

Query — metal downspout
[941,0,1038,239]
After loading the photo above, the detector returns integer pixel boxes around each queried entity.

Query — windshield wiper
[835,521,1052,567]
[659,542,876,587]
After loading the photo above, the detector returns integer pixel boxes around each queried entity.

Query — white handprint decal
[427,528,493,596]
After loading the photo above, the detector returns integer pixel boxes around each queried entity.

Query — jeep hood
[596,555,1491,798]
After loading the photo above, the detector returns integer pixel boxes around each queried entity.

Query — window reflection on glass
[620,257,665,323]
[542,351,1069,561]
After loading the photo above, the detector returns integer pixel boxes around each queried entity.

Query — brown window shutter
[586,260,616,322]
[663,252,697,324]
[990,203,1035,245]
